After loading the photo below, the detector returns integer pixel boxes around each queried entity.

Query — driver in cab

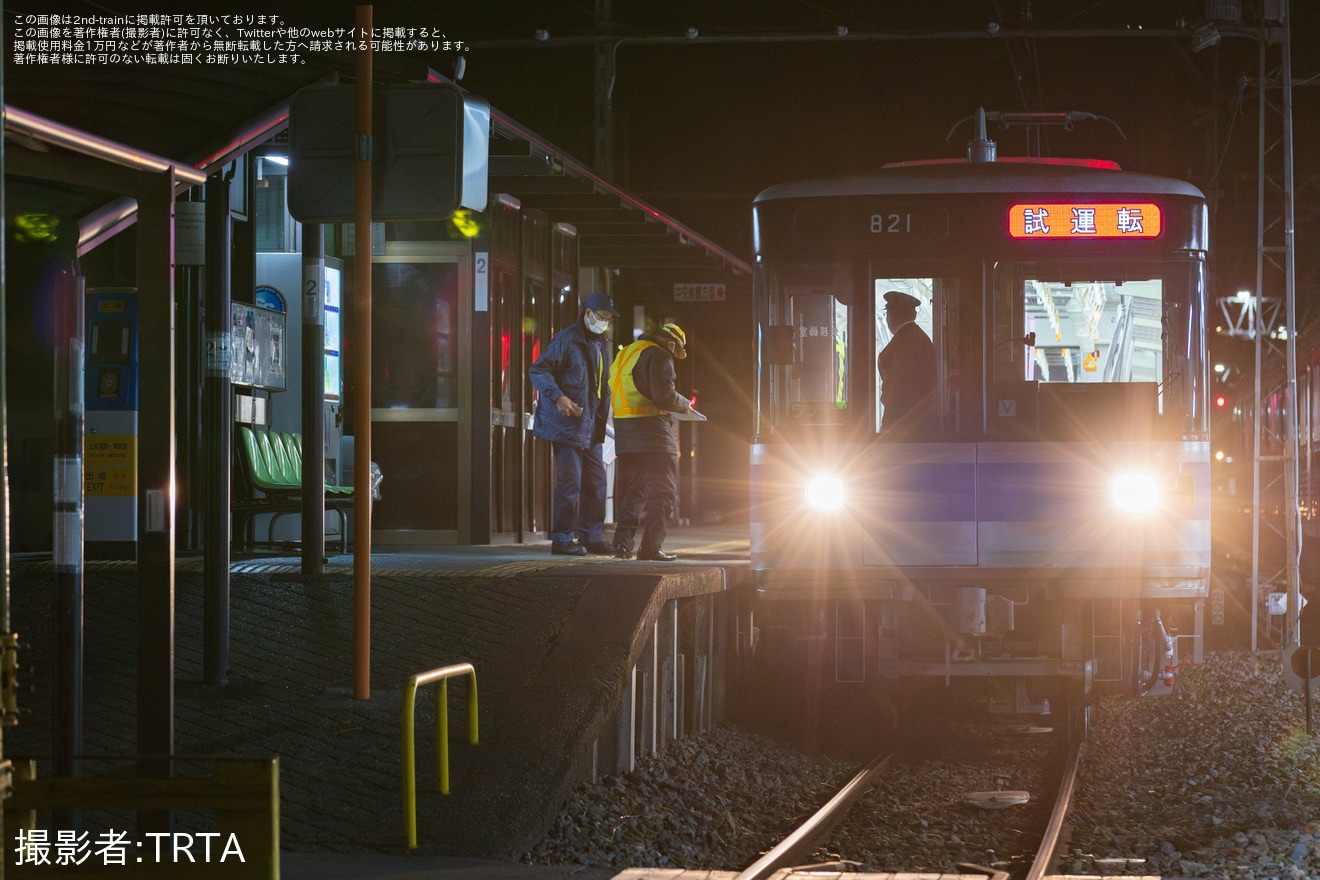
[876,290,936,437]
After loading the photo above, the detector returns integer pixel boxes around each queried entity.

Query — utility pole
[1246,0,1300,652]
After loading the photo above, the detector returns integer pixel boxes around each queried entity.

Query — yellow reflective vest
[610,340,661,419]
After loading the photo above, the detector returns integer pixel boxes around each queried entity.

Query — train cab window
[1022,277,1163,386]
[994,266,1167,439]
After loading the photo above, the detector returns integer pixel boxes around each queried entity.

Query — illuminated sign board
[324,262,342,400]
[1008,202,1161,239]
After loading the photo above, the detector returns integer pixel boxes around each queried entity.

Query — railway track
[737,730,1084,880]
[532,654,1316,877]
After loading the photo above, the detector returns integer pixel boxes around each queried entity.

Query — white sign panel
[475,251,489,312]
[674,283,726,302]
[175,201,206,265]
[1267,592,1308,615]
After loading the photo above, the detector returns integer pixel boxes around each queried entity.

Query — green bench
[234,426,353,553]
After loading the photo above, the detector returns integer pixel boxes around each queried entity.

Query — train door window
[873,277,948,434]
[760,265,854,429]
[789,291,849,422]
[550,223,578,333]
[525,278,548,400]
[494,260,518,411]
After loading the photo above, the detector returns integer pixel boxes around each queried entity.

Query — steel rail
[737,733,1077,880]
[1024,740,1085,880]
[733,750,891,880]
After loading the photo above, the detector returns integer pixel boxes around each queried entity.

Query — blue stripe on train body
[749,440,1211,579]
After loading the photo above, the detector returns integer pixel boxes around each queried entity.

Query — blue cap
[582,292,620,316]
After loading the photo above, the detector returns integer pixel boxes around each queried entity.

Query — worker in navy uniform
[529,292,619,556]
[876,290,936,436]
[610,322,692,562]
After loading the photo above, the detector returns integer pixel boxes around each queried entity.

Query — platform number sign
[475,252,489,312]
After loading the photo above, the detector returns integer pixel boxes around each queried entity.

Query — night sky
[7,0,1318,332]
[9,1,1317,291]
[418,0,1319,306]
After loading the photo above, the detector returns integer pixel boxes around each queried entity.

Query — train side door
[864,275,977,567]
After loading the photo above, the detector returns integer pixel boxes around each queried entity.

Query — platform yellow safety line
[402,662,479,849]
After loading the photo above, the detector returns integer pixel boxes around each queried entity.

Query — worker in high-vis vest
[609,322,692,561]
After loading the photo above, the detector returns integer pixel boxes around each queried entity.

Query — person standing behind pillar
[610,322,692,562]
[529,292,619,556]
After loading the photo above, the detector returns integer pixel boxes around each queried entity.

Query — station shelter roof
[3,54,751,275]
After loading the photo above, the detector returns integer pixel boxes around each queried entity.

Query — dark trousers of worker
[550,441,607,545]
[611,450,679,556]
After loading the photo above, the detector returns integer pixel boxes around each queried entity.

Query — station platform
[6,525,749,879]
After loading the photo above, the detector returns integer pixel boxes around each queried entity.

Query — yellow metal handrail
[402,662,479,849]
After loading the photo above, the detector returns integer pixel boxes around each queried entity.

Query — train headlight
[805,475,845,511]
[1111,471,1160,515]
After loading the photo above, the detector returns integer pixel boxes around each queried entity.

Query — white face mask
[585,313,611,336]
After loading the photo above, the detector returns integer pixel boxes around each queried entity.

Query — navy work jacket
[529,317,613,449]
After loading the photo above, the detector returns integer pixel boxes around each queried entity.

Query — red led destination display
[1008,202,1162,239]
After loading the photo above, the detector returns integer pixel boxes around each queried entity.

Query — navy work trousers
[611,450,678,556]
[550,441,607,545]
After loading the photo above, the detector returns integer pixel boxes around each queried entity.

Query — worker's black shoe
[551,542,587,557]
[584,542,615,555]
[636,549,676,562]
[613,545,633,560]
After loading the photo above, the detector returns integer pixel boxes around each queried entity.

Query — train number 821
[870,212,912,234]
